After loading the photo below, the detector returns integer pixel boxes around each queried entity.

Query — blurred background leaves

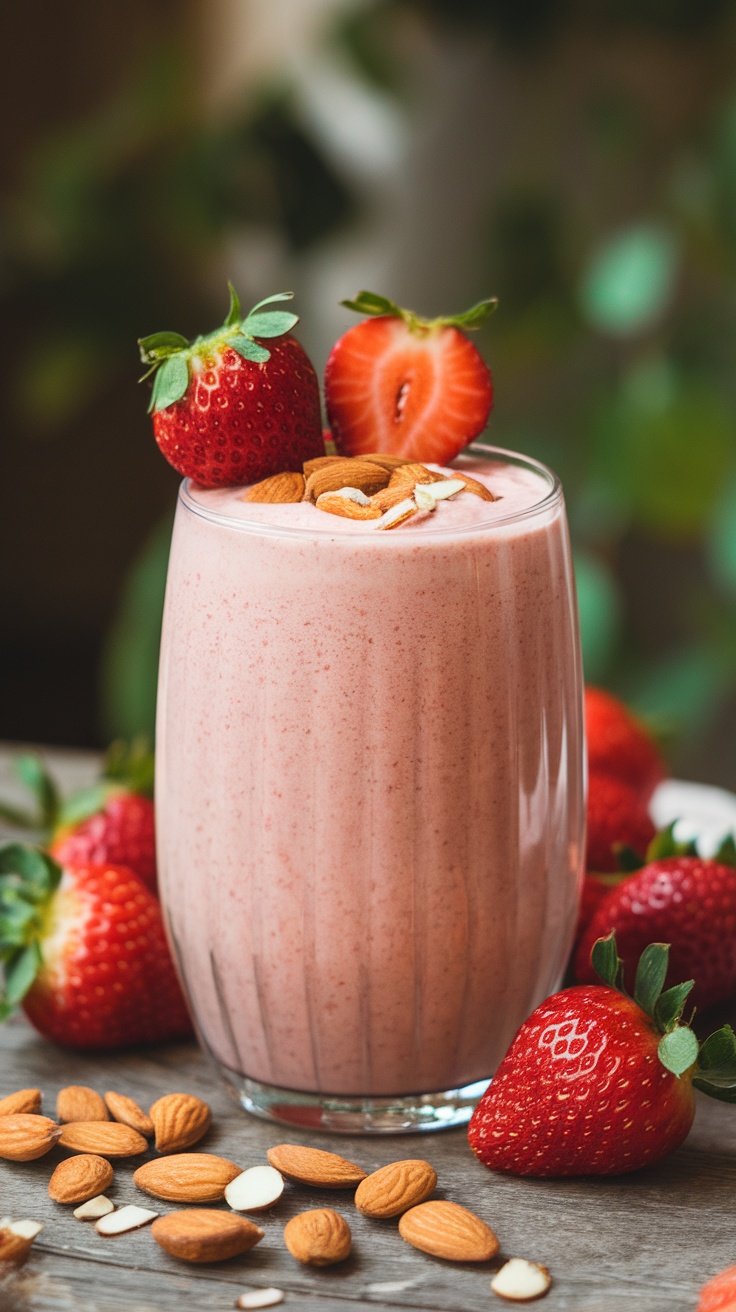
[1,0,735,783]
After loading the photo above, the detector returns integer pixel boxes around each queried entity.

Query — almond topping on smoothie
[316,491,383,520]
[242,471,305,504]
[304,458,389,502]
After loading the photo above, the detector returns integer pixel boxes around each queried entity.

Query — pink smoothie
[156,447,584,1098]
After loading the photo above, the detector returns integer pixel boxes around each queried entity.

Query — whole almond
[0,1219,43,1265]
[104,1091,153,1138]
[305,459,389,502]
[242,472,305,504]
[152,1209,264,1264]
[388,462,445,487]
[56,1085,109,1123]
[134,1153,242,1203]
[0,1089,42,1117]
[453,471,497,501]
[48,1154,114,1205]
[58,1121,147,1158]
[360,453,413,472]
[398,1200,499,1261]
[315,492,383,520]
[149,1092,211,1154]
[371,484,414,513]
[302,455,342,478]
[0,1114,60,1161]
[354,1159,437,1218]
[283,1208,351,1267]
[266,1144,366,1189]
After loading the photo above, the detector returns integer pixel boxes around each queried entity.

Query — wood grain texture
[1,745,735,1311]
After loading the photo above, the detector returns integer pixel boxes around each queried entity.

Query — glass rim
[177,442,563,540]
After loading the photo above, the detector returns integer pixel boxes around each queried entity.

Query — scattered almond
[149,1092,211,1154]
[266,1143,366,1189]
[58,1121,147,1158]
[73,1195,115,1221]
[0,1114,60,1161]
[134,1152,242,1203]
[0,1218,43,1265]
[235,1291,285,1310]
[305,459,389,502]
[242,471,305,504]
[225,1165,284,1213]
[56,1085,108,1123]
[48,1154,114,1205]
[152,1209,264,1264]
[491,1258,552,1302]
[283,1208,351,1267]
[103,1091,153,1138]
[0,1089,42,1117]
[355,1159,437,1218]
[95,1205,158,1237]
[454,471,497,501]
[315,492,383,520]
[398,1200,499,1262]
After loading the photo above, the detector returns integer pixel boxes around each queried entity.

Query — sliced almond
[305,459,389,502]
[104,1090,153,1138]
[149,1092,211,1154]
[56,1085,109,1123]
[73,1195,115,1221]
[0,1218,43,1265]
[413,478,466,510]
[375,498,418,530]
[454,471,497,501]
[302,455,343,478]
[354,1159,437,1218]
[266,1144,366,1189]
[371,484,415,513]
[398,1200,499,1262]
[491,1259,552,1302]
[134,1152,242,1203]
[283,1208,351,1267]
[152,1209,264,1264]
[225,1165,284,1213]
[315,492,383,520]
[242,472,305,504]
[0,1114,60,1161]
[95,1205,158,1237]
[388,462,445,487]
[48,1153,114,1205]
[235,1291,285,1310]
[0,1089,42,1117]
[58,1121,147,1158]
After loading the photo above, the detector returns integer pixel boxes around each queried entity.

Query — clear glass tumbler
[155,445,585,1133]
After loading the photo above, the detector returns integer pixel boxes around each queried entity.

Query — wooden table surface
[1,747,734,1312]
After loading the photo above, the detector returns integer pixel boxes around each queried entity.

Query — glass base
[219,1067,490,1134]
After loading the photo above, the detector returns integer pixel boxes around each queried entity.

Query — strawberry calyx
[613,823,736,874]
[138,285,300,414]
[340,289,498,337]
[592,932,736,1100]
[0,843,61,1020]
[0,741,154,839]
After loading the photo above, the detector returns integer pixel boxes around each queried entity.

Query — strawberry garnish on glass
[468,933,736,1177]
[324,290,497,463]
[139,286,324,488]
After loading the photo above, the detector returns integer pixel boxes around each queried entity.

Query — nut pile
[0,1082,551,1304]
[242,454,496,529]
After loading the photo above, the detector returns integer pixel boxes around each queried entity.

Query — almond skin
[302,455,343,479]
[266,1144,366,1189]
[453,471,496,501]
[354,1159,437,1218]
[56,1085,109,1123]
[149,1092,211,1154]
[58,1121,147,1158]
[388,462,446,487]
[305,459,389,502]
[315,492,383,520]
[48,1154,114,1205]
[134,1153,242,1203]
[398,1200,499,1262]
[0,1114,61,1161]
[103,1091,153,1138]
[0,1089,42,1117]
[283,1208,351,1267]
[242,471,305,504]
[152,1209,264,1264]
[360,453,413,472]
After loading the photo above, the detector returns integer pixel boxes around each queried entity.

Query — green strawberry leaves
[0,843,61,1020]
[149,355,189,414]
[341,289,498,335]
[658,1026,699,1077]
[0,755,60,832]
[693,1025,736,1103]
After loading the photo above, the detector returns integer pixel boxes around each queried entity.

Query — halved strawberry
[324,291,496,463]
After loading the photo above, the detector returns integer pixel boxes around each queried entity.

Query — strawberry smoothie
[155,445,585,1131]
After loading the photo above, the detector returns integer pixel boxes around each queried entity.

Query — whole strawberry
[585,686,666,798]
[139,287,324,488]
[324,291,495,463]
[0,843,191,1048]
[575,846,736,1011]
[468,934,736,1177]
[586,770,655,872]
[698,1266,736,1312]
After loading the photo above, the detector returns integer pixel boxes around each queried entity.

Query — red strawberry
[52,793,156,894]
[139,287,324,488]
[468,934,736,1177]
[324,290,495,463]
[586,770,655,872]
[585,686,666,798]
[575,852,736,1010]
[0,844,192,1048]
[698,1266,736,1312]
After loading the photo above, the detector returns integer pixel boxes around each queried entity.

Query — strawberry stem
[340,289,498,335]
